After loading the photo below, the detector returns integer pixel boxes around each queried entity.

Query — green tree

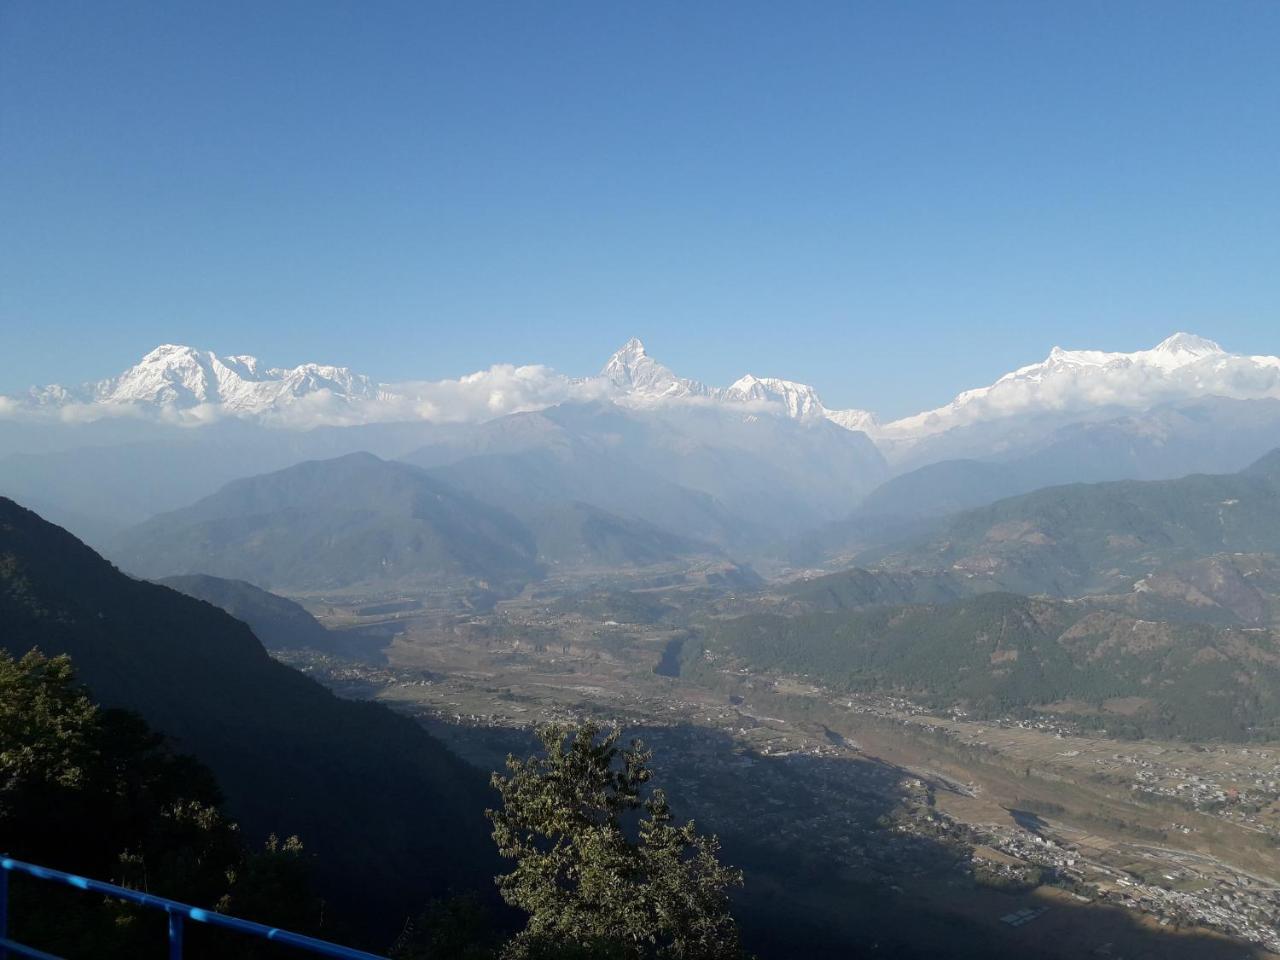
[0,648,98,822]
[0,648,321,958]
[390,892,501,960]
[488,721,745,960]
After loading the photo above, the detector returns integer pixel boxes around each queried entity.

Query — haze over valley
[4,3,1279,957]
[6,330,1280,957]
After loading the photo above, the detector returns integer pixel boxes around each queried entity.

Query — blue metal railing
[0,857,389,960]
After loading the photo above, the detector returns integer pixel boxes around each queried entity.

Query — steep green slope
[872,448,1280,595]
[108,452,540,594]
[702,592,1280,740]
[782,567,968,612]
[1089,553,1280,627]
[0,497,496,929]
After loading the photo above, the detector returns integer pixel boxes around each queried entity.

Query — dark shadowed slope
[158,573,333,649]
[107,452,541,594]
[0,497,496,930]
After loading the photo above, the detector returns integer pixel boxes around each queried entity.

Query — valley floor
[276,586,1280,959]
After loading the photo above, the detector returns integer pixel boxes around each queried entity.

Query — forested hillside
[701,592,1280,740]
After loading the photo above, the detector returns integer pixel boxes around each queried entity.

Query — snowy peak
[601,339,876,432]
[609,336,647,364]
[724,374,825,420]
[8,330,1269,444]
[883,332,1280,441]
[1153,332,1223,356]
[600,337,710,401]
[103,345,236,406]
[1146,332,1225,368]
[23,345,379,420]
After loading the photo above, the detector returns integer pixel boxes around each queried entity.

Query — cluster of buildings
[969,821,1280,953]
[1105,749,1280,837]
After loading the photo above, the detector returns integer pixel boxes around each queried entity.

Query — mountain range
[108,452,542,596]
[6,333,1280,564]
[870,448,1280,597]
[9,334,1280,446]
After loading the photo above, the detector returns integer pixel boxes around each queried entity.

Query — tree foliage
[390,892,502,960]
[0,648,320,958]
[488,721,745,960]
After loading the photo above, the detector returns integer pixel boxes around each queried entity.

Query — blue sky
[2,1,1277,417]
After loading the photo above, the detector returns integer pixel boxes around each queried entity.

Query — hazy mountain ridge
[107,452,542,594]
[9,334,1280,564]
[522,502,725,568]
[0,418,453,540]
[868,447,1280,597]
[407,400,889,542]
[856,397,1280,519]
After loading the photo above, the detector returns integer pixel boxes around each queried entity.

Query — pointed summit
[617,336,646,357]
[600,337,709,401]
[139,343,204,363]
[601,337,646,379]
[1152,332,1223,356]
[1143,332,1224,372]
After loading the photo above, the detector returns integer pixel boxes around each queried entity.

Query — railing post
[168,909,183,960]
[0,861,9,960]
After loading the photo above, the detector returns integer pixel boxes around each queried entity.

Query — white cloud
[0,360,617,430]
[385,364,611,425]
[881,346,1280,440]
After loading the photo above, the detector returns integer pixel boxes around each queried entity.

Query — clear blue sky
[2,1,1277,417]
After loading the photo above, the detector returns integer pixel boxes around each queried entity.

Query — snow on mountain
[598,339,877,429]
[824,407,882,434]
[723,375,824,419]
[21,345,386,424]
[2,335,875,433]
[10,345,596,428]
[7,332,1275,445]
[598,337,712,401]
[878,332,1280,443]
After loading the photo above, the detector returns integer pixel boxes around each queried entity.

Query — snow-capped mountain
[723,375,824,419]
[877,333,1280,444]
[598,337,711,402]
[7,333,1278,452]
[22,345,383,421]
[596,339,877,428]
